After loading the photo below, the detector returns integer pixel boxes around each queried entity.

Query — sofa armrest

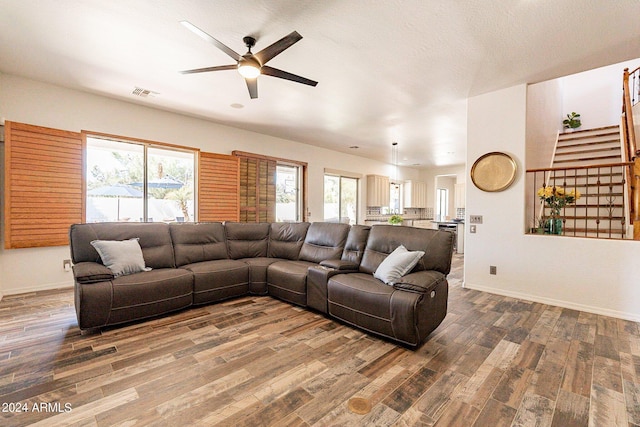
[393,270,446,294]
[72,262,114,284]
[319,259,359,271]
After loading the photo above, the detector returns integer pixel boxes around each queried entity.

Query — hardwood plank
[382,365,439,414]
[590,383,628,426]
[473,398,517,427]
[492,366,535,409]
[512,393,555,427]
[433,398,480,426]
[561,340,594,397]
[551,389,590,427]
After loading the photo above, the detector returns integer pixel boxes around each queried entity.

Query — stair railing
[622,67,640,239]
[527,162,634,239]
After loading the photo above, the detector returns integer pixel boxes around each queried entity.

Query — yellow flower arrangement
[537,185,581,217]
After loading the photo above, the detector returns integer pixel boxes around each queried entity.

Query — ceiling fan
[180,21,318,99]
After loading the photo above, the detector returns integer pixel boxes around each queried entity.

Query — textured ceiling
[1,0,640,168]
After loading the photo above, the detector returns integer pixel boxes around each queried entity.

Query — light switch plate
[469,215,483,224]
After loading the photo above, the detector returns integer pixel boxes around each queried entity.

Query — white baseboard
[3,281,73,296]
[464,282,640,323]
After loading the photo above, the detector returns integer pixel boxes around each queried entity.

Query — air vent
[132,87,159,98]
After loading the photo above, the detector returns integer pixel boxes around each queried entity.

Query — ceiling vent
[132,87,159,98]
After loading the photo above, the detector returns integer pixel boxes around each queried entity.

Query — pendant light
[391,142,399,187]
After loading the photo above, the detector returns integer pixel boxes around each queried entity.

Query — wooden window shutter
[233,151,276,222]
[4,121,83,249]
[198,152,240,222]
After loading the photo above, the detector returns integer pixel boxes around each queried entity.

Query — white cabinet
[455,183,466,208]
[366,175,390,207]
[404,180,427,208]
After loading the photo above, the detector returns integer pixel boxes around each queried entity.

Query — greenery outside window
[86,136,196,223]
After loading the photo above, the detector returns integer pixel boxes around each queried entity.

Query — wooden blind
[198,152,240,222]
[233,152,276,222]
[4,121,83,249]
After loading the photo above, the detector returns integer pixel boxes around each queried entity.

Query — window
[324,174,358,225]
[86,136,196,223]
[276,164,302,222]
[436,188,449,221]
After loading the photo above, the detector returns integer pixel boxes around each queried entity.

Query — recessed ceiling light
[230,103,244,109]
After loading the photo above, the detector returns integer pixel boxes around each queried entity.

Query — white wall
[0,73,419,295]
[561,58,640,129]
[466,84,640,322]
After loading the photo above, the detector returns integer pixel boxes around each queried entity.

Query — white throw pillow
[374,245,425,285]
[90,238,151,277]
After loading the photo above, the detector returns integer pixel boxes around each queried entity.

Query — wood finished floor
[1,255,639,426]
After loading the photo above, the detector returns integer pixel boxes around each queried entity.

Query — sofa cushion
[225,222,270,259]
[268,222,310,260]
[239,257,280,295]
[108,268,193,325]
[70,222,176,269]
[90,238,151,277]
[298,222,349,263]
[267,260,317,306]
[182,259,249,305]
[170,222,228,267]
[360,225,454,275]
[373,245,425,285]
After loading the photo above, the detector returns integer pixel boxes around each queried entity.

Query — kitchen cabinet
[404,180,427,208]
[455,183,466,208]
[366,175,390,207]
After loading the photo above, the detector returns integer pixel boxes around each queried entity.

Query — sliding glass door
[324,174,358,225]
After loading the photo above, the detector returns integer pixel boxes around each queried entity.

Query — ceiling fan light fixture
[237,57,261,79]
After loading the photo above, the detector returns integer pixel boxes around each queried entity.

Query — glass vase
[545,218,563,235]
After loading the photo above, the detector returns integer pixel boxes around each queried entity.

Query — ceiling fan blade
[261,66,318,87]
[245,78,258,99]
[180,64,237,74]
[253,31,302,65]
[180,21,241,62]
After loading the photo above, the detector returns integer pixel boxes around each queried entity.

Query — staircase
[548,125,627,238]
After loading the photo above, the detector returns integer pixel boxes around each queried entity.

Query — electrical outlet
[470,215,483,224]
[63,259,71,272]
[490,265,497,275]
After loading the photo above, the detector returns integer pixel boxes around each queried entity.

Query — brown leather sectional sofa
[69,221,454,347]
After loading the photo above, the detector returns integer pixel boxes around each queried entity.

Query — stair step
[554,154,622,164]
[556,138,620,149]
[554,146,621,157]
[557,126,619,140]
